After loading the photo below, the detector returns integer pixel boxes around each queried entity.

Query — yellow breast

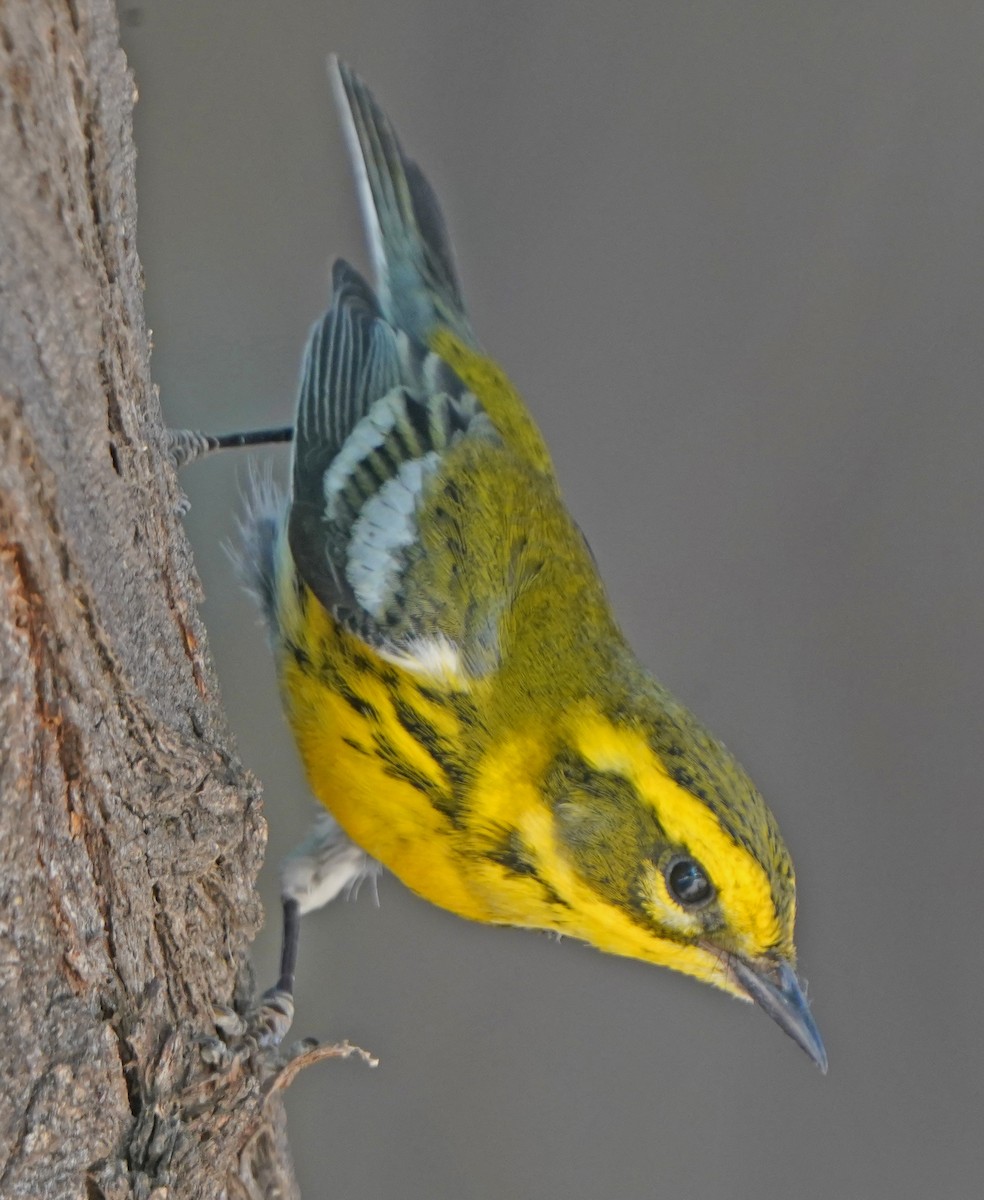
[277,585,493,919]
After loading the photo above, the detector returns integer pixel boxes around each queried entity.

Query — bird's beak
[728,954,827,1073]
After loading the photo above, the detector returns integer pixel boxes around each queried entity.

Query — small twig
[264,1039,379,1098]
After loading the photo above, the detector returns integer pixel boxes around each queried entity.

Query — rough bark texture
[0,2,301,1195]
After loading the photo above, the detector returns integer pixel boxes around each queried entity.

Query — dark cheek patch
[546,748,664,911]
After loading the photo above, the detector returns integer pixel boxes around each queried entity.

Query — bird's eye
[666,857,714,908]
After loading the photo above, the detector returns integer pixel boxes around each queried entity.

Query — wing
[287,64,590,680]
[288,261,500,660]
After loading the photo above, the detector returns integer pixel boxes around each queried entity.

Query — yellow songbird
[234,58,825,1069]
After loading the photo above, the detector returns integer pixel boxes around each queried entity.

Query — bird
[223,57,826,1071]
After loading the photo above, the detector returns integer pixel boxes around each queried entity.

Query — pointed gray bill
[729,955,827,1072]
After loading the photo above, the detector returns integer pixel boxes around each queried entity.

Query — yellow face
[464,701,795,991]
[504,702,824,1069]
[565,712,796,984]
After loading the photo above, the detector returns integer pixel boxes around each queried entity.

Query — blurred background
[120,4,983,1197]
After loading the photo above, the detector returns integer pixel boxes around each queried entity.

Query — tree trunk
[0,3,305,1195]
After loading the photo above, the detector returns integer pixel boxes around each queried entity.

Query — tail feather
[232,460,288,630]
[330,57,476,347]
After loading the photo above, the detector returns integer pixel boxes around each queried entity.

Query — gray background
[121,3,982,1198]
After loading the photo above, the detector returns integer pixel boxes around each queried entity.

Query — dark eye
[666,857,714,908]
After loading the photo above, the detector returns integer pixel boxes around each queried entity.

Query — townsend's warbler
[229,59,825,1070]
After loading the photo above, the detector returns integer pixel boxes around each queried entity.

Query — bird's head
[539,692,826,1070]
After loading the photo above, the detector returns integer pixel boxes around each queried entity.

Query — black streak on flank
[373,732,464,829]
[289,641,311,669]
[350,648,376,674]
[391,696,469,787]
[413,681,479,733]
[340,688,379,721]
[487,831,573,910]
[311,650,381,721]
[343,736,371,756]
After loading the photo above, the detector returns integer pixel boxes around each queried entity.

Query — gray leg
[166,425,293,469]
[255,814,379,1046]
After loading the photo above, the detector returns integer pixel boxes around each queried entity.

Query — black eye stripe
[666,856,714,909]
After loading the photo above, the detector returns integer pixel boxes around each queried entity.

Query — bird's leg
[165,424,294,469]
[250,812,379,1047]
[244,898,301,1049]
[204,820,380,1083]
[275,894,301,998]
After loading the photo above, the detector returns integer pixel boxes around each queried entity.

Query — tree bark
[0,3,304,1195]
